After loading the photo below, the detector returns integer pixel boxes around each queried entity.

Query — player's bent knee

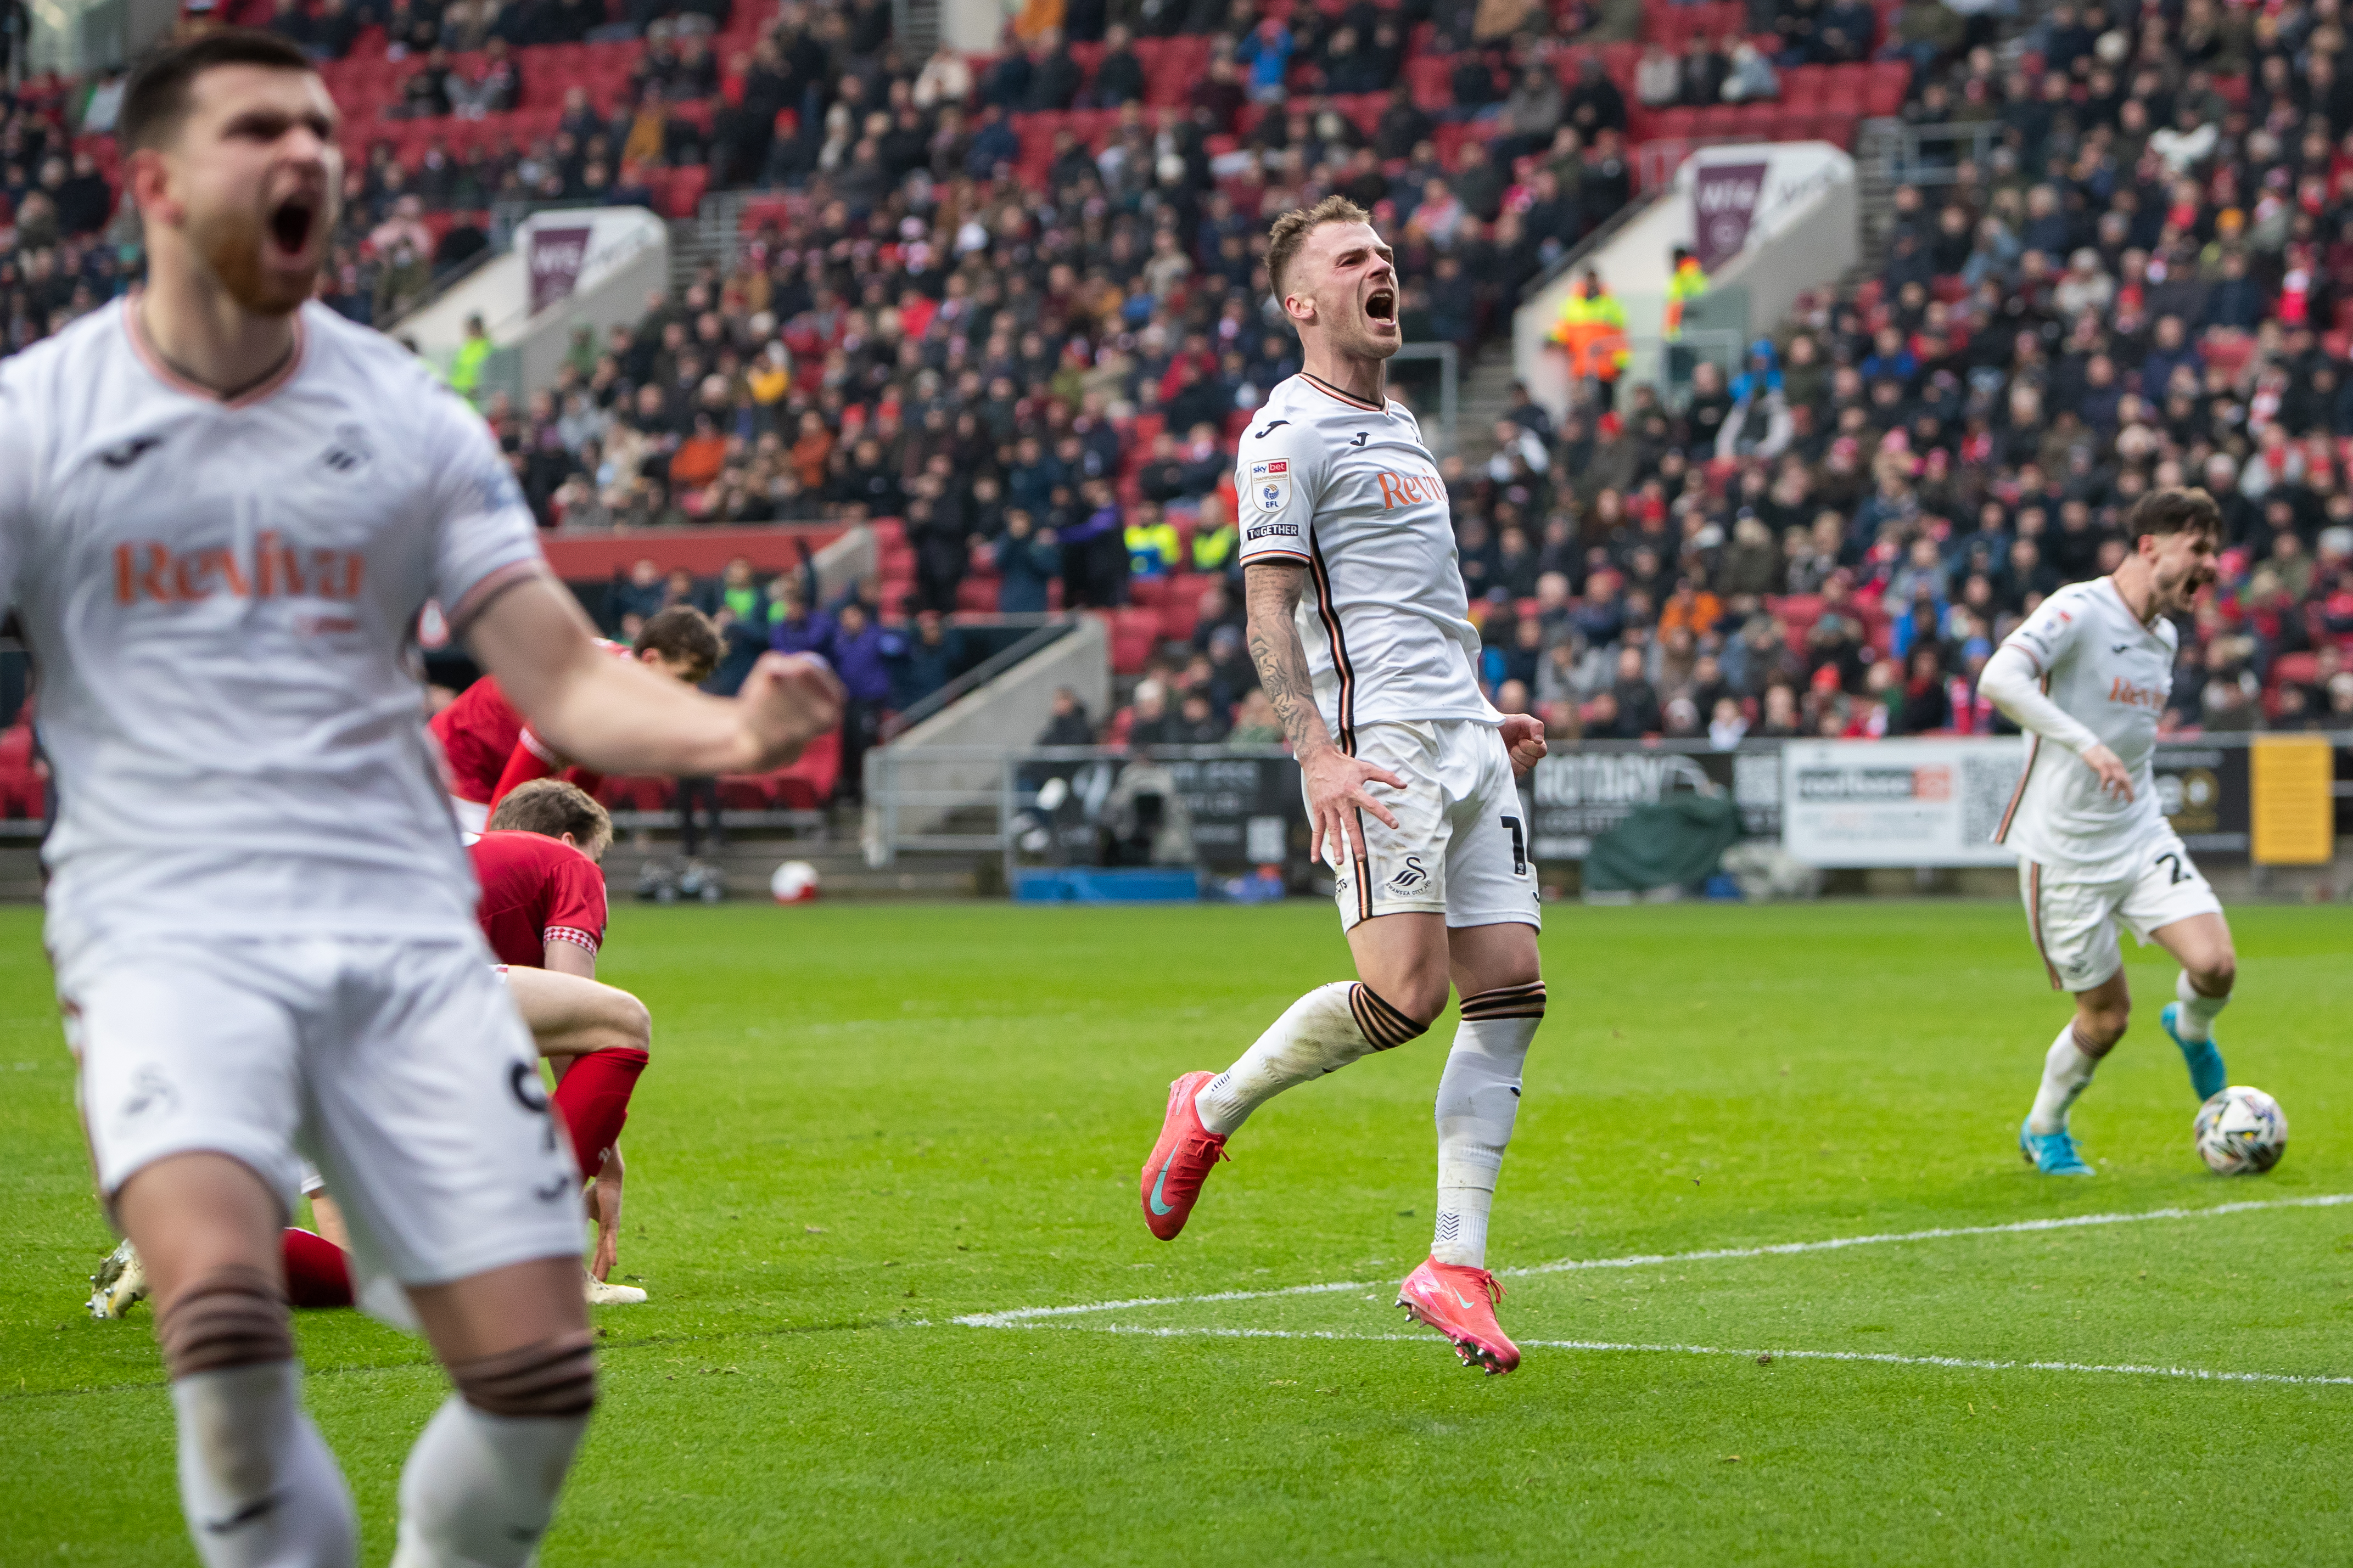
[446,1329,598,1419]
[155,1264,293,1379]
[1351,982,1434,1050]
[617,992,652,1054]
[2194,955,2237,997]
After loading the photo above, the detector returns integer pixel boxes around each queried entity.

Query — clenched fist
[1499,712,1547,776]
[736,652,847,771]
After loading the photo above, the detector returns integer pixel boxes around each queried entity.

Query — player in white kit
[1134,197,1549,1374]
[1981,488,2236,1175]
[4,32,842,1568]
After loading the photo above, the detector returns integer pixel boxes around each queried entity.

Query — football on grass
[2194,1086,2287,1175]
[771,861,820,904]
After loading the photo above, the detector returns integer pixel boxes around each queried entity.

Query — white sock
[391,1396,589,1568]
[1432,985,1544,1269]
[171,1361,357,1568]
[2173,970,2229,1043]
[1194,981,1423,1136]
[2026,1021,2098,1136]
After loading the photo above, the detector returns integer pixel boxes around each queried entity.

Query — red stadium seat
[715,776,775,811]
[1107,607,1162,674]
[770,726,842,808]
[1863,61,1909,116]
[2272,652,2320,688]
[596,777,676,812]
[1408,54,1454,112]
[664,165,709,219]
[1157,574,1208,642]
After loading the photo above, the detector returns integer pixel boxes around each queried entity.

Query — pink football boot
[1139,1071,1228,1241]
[1398,1257,1520,1374]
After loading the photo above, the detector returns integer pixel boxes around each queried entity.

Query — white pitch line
[954,1192,2353,1328]
[999,1322,2353,1389]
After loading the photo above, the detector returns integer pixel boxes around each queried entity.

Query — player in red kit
[113,782,661,1319]
[432,605,719,835]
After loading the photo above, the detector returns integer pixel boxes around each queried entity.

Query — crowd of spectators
[13,0,2353,759]
[1441,0,2353,746]
[596,0,2353,757]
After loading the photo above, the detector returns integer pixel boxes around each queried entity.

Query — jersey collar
[1300,372,1388,414]
[122,294,309,411]
[2099,574,2166,638]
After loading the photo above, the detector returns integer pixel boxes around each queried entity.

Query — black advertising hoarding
[2151,744,2250,858]
[1527,746,1782,861]
[1161,754,1307,870]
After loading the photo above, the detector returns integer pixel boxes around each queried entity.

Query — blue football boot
[2161,1002,2228,1104]
[2019,1117,2094,1176]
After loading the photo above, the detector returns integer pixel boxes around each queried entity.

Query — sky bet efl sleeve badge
[1248,458,1291,514]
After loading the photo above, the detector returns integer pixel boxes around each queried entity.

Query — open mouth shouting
[265,189,323,266]
[1365,284,1398,333]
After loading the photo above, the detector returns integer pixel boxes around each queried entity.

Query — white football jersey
[0,300,546,947]
[1234,373,1497,743]
[1992,577,2178,880]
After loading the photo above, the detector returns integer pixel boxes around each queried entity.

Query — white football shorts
[2018,828,2224,993]
[1323,719,1540,933]
[62,932,583,1287]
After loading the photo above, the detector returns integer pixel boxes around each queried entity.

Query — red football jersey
[430,674,524,806]
[470,830,609,969]
[434,643,625,807]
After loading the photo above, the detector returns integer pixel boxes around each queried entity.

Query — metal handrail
[881,616,1080,738]
[1857,118,2004,189]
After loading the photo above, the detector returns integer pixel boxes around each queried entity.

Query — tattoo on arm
[1244,563,1333,756]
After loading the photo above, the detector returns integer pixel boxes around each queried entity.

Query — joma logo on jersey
[1374,470,1444,509]
[114,533,366,605]
[2107,677,2165,711]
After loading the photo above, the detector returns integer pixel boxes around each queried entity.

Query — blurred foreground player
[431,605,719,835]
[274,781,654,1312]
[1135,198,1549,1374]
[1982,488,2237,1174]
[20,31,841,1568]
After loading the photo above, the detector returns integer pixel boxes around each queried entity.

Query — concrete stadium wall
[401,207,670,395]
[813,525,877,605]
[942,0,1005,52]
[1513,141,1857,423]
[867,615,1111,844]
[890,613,1111,758]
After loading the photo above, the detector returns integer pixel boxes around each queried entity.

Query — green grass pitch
[5,898,2353,1565]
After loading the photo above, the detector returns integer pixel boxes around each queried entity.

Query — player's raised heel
[1139,1070,1228,1241]
[86,1239,148,1319]
[2161,1003,2228,1103]
[2019,1118,2094,1176]
[1397,1258,1520,1375]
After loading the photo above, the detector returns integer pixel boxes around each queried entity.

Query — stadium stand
[1,0,2342,812]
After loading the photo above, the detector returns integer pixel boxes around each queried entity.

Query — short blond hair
[1265,195,1372,309]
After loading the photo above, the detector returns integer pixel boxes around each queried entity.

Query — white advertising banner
[1780,738,2029,868]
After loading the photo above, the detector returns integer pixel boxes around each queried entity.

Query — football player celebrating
[432,604,719,835]
[1135,198,1549,1375]
[1982,488,2236,1174]
[19,32,841,1568]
